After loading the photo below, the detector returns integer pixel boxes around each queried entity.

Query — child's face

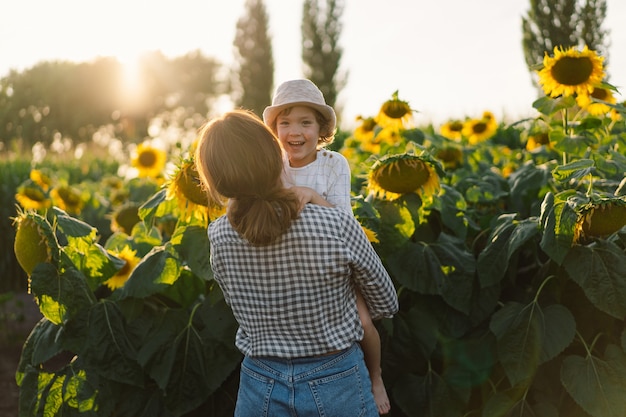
[276,106,321,168]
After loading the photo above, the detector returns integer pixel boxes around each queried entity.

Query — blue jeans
[235,343,379,417]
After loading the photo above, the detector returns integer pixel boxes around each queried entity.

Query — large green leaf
[477,214,540,288]
[53,206,97,239]
[171,225,213,281]
[393,304,439,360]
[552,159,594,183]
[561,344,626,417]
[83,300,144,387]
[30,263,95,325]
[120,244,182,300]
[539,192,578,265]
[430,184,469,240]
[490,301,576,386]
[482,385,559,417]
[563,240,626,320]
[440,331,496,391]
[393,371,464,417]
[387,233,475,314]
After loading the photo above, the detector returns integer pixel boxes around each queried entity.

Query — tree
[301,0,346,111]
[522,0,610,81]
[233,0,274,117]
[0,53,225,147]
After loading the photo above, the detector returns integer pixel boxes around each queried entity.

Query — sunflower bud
[13,211,57,276]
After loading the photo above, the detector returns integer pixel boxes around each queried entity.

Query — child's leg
[356,290,390,415]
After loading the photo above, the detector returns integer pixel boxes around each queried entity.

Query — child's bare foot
[371,375,390,414]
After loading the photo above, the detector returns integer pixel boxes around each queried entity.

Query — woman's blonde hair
[194,110,300,245]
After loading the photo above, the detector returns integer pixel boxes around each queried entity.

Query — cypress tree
[301,0,345,110]
[233,0,274,116]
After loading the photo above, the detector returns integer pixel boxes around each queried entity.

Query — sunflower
[376,91,415,130]
[361,225,379,243]
[462,117,497,145]
[30,169,53,192]
[51,185,84,215]
[525,132,552,151]
[354,116,378,143]
[15,180,51,211]
[537,45,605,98]
[12,209,59,278]
[103,246,140,290]
[574,198,626,242]
[440,119,464,141]
[576,85,617,116]
[435,146,463,170]
[367,153,441,201]
[131,142,167,179]
[167,158,224,223]
[110,202,142,234]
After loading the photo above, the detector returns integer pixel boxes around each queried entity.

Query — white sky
[1,0,625,128]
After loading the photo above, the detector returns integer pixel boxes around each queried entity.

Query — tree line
[0,0,609,150]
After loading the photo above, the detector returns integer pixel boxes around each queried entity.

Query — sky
[1,0,625,129]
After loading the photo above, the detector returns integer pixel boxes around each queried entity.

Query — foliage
[233,0,274,117]
[9,50,626,416]
[301,0,345,108]
[522,0,609,82]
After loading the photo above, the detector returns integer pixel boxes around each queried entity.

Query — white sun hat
[263,79,336,134]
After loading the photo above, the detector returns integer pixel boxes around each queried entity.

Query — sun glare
[117,52,147,111]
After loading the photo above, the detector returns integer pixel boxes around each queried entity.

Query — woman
[194,109,398,417]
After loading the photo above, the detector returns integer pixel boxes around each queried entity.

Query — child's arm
[291,186,333,210]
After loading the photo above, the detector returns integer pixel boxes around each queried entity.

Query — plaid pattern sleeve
[208,205,398,358]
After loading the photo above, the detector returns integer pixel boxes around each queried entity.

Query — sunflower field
[5,46,626,416]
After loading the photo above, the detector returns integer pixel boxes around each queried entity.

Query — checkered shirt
[208,204,398,358]
[283,149,352,212]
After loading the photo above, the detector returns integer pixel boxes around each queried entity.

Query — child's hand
[291,186,333,211]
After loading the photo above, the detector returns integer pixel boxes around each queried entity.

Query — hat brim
[263,102,336,135]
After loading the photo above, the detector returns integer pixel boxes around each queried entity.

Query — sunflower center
[472,122,488,134]
[591,88,608,100]
[138,150,157,167]
[24,188,46,202]
[382,101,411,119]
[178,165,209,206]
[551,56,594,86]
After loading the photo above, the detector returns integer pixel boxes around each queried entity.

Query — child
[263,79,391,415]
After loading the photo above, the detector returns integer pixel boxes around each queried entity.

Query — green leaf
[393,371,464,417]
[83,300,144,386]
[387,234,475,314]
[393,304,439,360]
[563,240,626,320]
[561,344,626,417]
[171,225,213,281]
[138,188,169,226]
[551,135,596,156]
[477,215,540,288]
[440,332,496,390]
[120,244,182,300]
[431,184,469,240]
[552,159,594,183]
[539,192,577,265]
[490,301,576,386]
[159,268,206,308]
[52,206,97,239]
[30,264,95,325]
[482,385,559,417]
